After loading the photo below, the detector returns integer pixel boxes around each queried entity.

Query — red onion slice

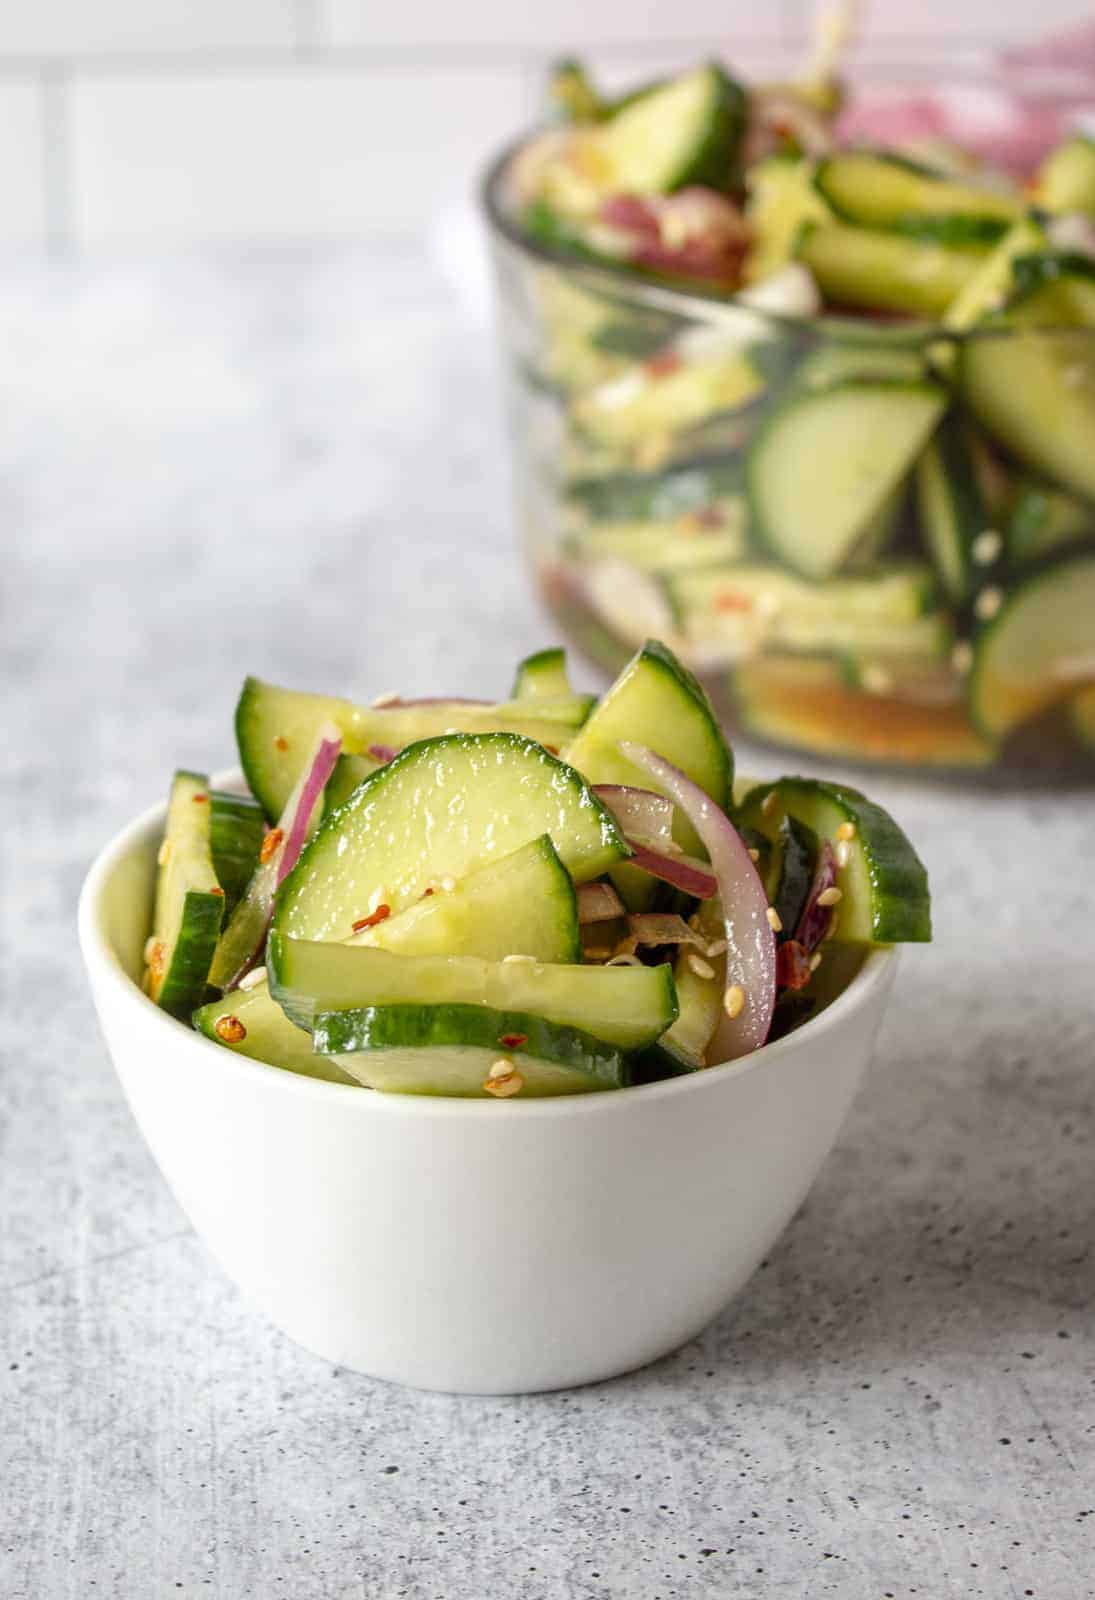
[794,841,837,954]
[627,843,718,901]
[619,741,776,1058]
[577,881,626,924]
[367,743,398,764]
[592,784,675,849]
[776,939,812,992]
[276,727,343,886]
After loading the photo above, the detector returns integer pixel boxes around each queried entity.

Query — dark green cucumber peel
[737,777,931,944]
[208,790,265,917]
[312,1004,628,1095]
[148,770,226,1020]
[765,815,818,942]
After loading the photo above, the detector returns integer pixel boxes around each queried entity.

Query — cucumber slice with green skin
[571,351,763,452]
[1036,134,1095,217]
[915,415,1000,604]
[797,222,986,318]
[959,289,1095,504]
[1008,251,1095,324]
[362,835,580,965]
[275,733,628,944]
[1071,684,1095,749]
[567,457,742,523]
[732,656,996,769]
[511,647,574,701]
[591,62,746,195]
[796,341,928,389]
[747,379,947,580]
[546,57,607,125]
[942,217,1048,333]
[764,815,818,943]
[314,1005,627,1097]
[633,899,726,1080]
[208,790,265,919]
[323,751,382,814]
[736,778,931,944]
[237,678,601,822]
[566,506,747,573]
[744,155,830,285]
[1006,480,1095,563]
[268,934,678,1049]
[145,771,226,1018]
[192,984,355,1085]
[814,151,1020,234]
[969,551,1095,739]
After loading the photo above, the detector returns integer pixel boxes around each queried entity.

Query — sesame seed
[605,952,641,966]
[836,821,856,842]
[747,847,760,863]
[824,911,841,941]
[705,938,728,958]
[951,640,974,675]
[157,839,171,867]
[974,585,1004,622]
[484,1069,524,1098]
[273,735,289,752]
[370,692,400,708]
[761,791,779,818]
[816,886,843,908]
[687,953,715,979]
[488,1057,514,1080]
[143,935,160,965]
[766,906,783,932]
[723,983,745,1020]
[835,840,852,869]
[215,1014,247,1044]
[502,953,535,964]
[972,529,1002,565]
[238,966,267,991]
[809,951,823,972]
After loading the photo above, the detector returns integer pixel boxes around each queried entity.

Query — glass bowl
[481,140,1095,778]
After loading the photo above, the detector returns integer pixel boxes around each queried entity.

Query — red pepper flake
[776,939,812,991]
[644,350,683,378]
[352,904,391,933]
[714,591,752,613]
[215,1014,247,1044]
[498,1033,528,1050]
[543,744,560,756]
[211,886,225,897]
[273,735,289,752]
[694,503,726,529]
[191,792,209,803]
[259,827,284,865]
[421,887,435,898]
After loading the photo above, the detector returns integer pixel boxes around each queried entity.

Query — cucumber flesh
[814,151,1020,233]
[747,380,946,579]
[192,984,355,1085]
[942,217,1048,333]
[737,777,931,943]
[275,733,627,944]
[572,350,762,451]
[970,551,1095,739]
[314,1005,627,1097]
[208,790,265,918]
[798,222,985,317]
[592,63,746,194]
[567,457,742,522]
[1071,684,1095,749]
[567,504,747,573]
[146,771,225,1018]
[268,935,678,1049]
[744,156,830,284]
[237,677,599,821]
[1006,479,1094,563]
[511,647,575,701]
[1036,135,1095,216]
[915,416,998,603]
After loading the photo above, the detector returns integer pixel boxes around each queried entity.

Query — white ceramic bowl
[79,776,897,1394]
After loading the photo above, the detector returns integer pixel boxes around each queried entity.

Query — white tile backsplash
[69,67,530,244]
[0,82,47,245]
[0,1,298,59]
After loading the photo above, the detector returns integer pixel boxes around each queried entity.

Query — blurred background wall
[0,0,1090,251]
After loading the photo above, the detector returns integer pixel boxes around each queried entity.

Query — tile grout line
[40,65,72,256]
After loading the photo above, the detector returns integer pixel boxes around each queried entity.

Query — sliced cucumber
[764,815,818,942]
[796,339,928,389]
[1006,479,1094,563]
[324,751,381,814]
[362,835,580,965]
[915,414,1000,603]
[942,216,1048,333]
[237,678,601,821]
[814,151,1020,235]
[737,777,931,943]
[1009,251,1095,325]
[566,505,747,573]
[192,984,354,1085]
[1071,683,1095,749]
[798,222,985,317]
[313,1005,627,1097]
[747,379,946,579]
[633,927,724,1082]
[512,647,574,702]
[1036,134,1095,217]
[970,551,1095,739]
[562,638,733,813]
[571,350,763,452]
[268,935,677,1049]
[959,293,1095,504]
[275,733,627,943]
[208,790,265,918]
[733,656,997,768]
[567,457,742,523]
[744,155,830,284]
[592,63,746,195]
[145,771,225,1018]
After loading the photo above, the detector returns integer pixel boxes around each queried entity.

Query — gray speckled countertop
[3,244,1093,1600]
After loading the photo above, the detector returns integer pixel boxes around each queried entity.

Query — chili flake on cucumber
[494,40,1095,773]
[141,642,929,1097]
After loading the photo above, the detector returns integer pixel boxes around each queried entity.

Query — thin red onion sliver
[794,841,837,954]
[367,743,398,764]
[626,842,718,901]
[276,727,343,886]
[593,784,675,848]
[619,741,776,1058]
[577,881,626,924]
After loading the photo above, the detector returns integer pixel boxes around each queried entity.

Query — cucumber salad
[485,50,1095,772]
[143,642,930,1097]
